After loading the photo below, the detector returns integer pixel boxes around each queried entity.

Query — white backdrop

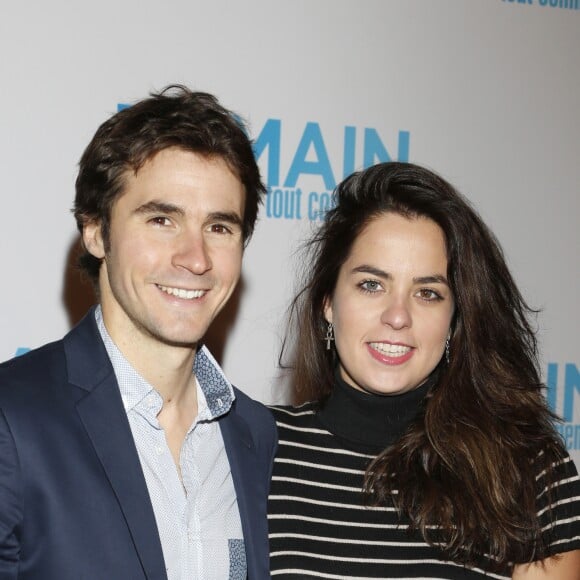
[1,0,578,469]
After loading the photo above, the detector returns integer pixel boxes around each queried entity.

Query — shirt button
[155,446,164,456]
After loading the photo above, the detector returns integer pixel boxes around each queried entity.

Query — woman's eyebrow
[351,265,449,286]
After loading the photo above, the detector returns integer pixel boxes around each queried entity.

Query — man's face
[83,147,245,354]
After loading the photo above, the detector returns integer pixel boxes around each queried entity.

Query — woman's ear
[323,296,333,324]
[82,220,106,259]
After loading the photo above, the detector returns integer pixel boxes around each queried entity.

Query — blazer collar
[219,403,268,579]
[64,309,168,580]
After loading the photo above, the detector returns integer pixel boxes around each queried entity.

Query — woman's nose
[380,296,412,329]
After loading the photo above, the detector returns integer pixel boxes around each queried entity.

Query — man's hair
[73,85,266,282]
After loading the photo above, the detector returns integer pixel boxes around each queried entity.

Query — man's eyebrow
[207,211,244,228]
[352,265,449,286]
[134,200,185,217]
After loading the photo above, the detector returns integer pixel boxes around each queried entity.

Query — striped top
[268,399,580,579]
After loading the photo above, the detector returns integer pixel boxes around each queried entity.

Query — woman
[268,162,580,579]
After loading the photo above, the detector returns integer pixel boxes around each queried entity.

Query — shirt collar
[94,305,235,420]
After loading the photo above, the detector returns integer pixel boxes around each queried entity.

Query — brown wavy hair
[74,85,265,284]
[281,161,564,569]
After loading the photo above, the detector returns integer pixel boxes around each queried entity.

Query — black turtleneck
[317,371,435,454]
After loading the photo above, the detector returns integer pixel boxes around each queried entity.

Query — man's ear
[82,220,106,259]
[323,296,333,324]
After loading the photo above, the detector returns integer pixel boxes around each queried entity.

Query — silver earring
[445,337,450,364]
[325,322,335,350]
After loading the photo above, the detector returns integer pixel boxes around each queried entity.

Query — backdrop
[1,0,578,470]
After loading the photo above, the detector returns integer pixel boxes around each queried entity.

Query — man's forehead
[129,147,239,179]
[112,150,245,215]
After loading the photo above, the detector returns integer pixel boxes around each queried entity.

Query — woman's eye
[359,280,382,293]
[417,288,443,301]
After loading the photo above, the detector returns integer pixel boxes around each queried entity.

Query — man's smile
[157,284,207,300]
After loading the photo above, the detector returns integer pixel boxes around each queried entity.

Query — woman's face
[324,212,454,396]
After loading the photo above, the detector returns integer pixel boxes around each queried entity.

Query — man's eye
[149,216,171,226]
[209,223,232,234]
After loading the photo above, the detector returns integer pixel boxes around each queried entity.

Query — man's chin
[146,325,205,350]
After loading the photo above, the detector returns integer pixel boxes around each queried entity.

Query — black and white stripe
[268,405,580,579]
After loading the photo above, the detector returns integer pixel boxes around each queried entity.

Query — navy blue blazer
[0,310,277,579]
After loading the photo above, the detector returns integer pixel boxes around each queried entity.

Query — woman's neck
[317,372,435,453]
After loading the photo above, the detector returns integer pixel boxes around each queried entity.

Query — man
[0,86,277,579]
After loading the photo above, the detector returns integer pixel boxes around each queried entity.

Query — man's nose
[172,230,212,274]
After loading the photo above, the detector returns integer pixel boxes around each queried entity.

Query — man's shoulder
[0,339,65,384]
[231,386,278,439]
[0,339,71,420]
[231,386,275,426]
[0,311,101,404]
[0,309,99,380]
[227,386,278,463]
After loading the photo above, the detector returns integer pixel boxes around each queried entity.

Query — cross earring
[325,322,335,350]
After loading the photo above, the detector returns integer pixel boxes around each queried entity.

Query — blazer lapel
[220,406,269,579]
[64,311,167,580]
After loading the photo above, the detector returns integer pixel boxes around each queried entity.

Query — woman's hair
[282,161,565,569]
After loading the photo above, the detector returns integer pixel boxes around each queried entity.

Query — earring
[325,322,335,350]
[445,337,450,364]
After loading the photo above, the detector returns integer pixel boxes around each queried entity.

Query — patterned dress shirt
[96,307,246,579]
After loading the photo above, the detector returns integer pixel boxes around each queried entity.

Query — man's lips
[157,284,206,300]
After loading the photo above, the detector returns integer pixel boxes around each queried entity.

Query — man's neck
[100,312,199,409]
[114,331,201,476]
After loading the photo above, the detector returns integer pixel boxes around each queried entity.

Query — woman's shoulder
[534,446,580,510]
[535,446,579,484]
[545,450,580,515]
[268,401,318,425]
[534,448,580,557]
